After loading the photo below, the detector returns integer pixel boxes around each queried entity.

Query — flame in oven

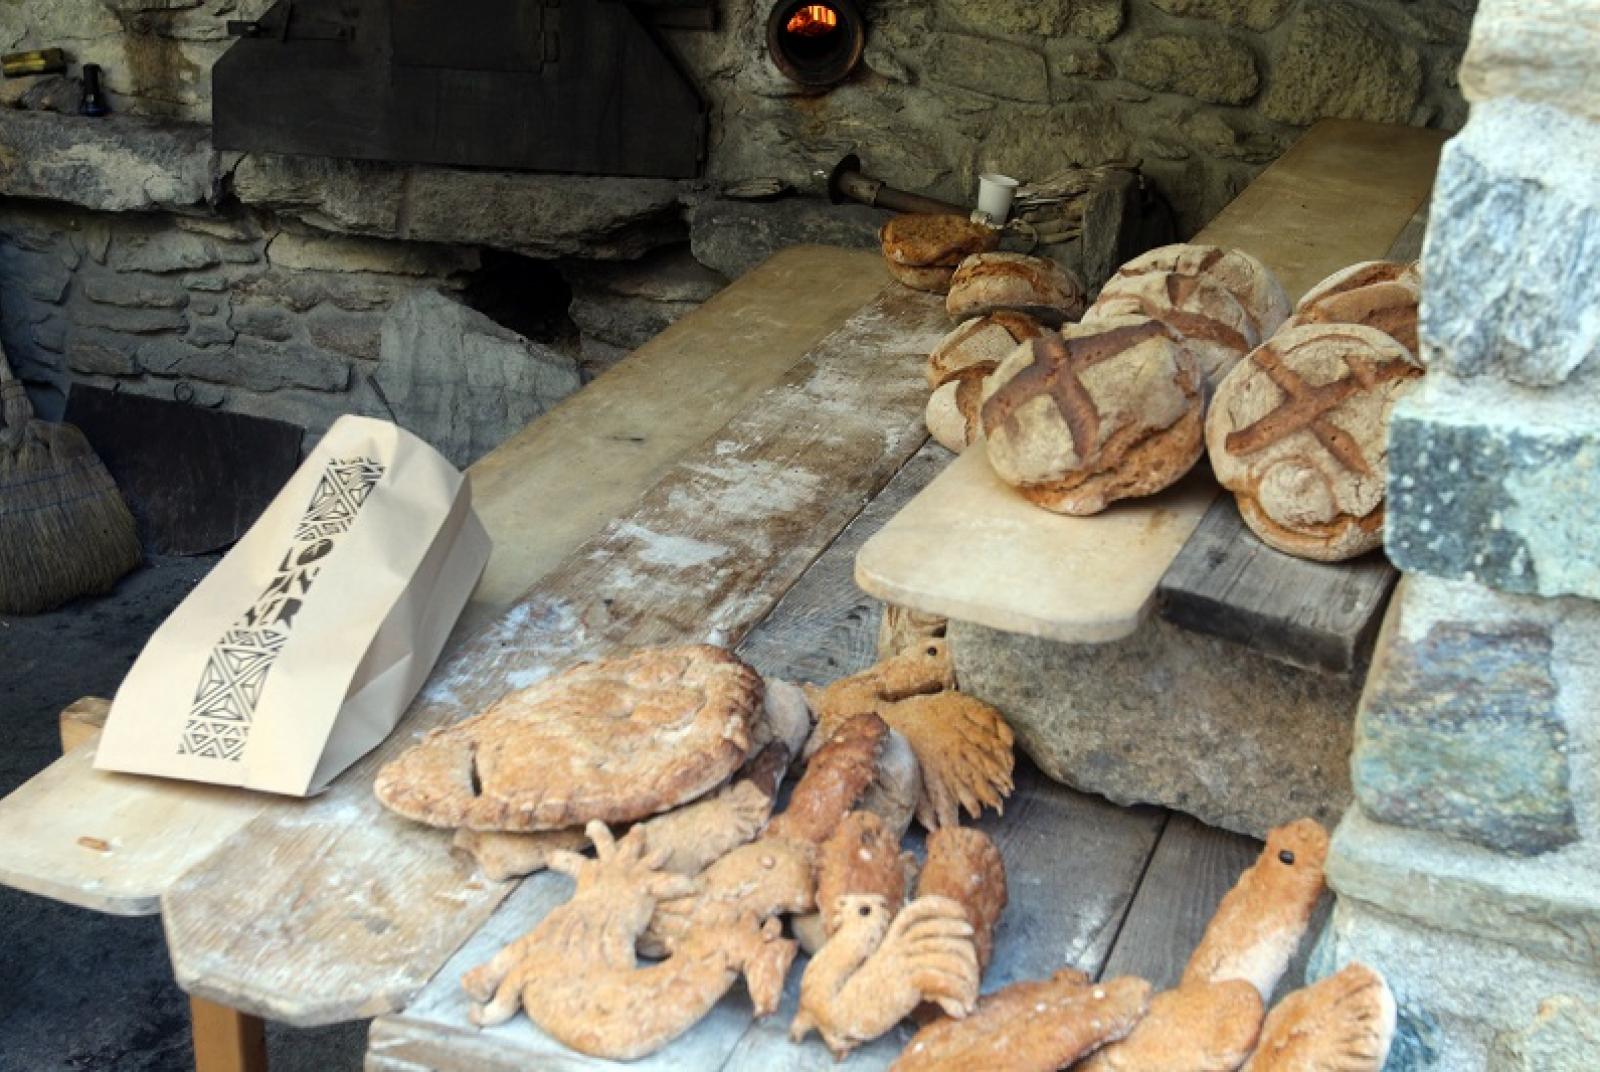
[786,4,840,36]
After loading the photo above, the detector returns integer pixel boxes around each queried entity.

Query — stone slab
[949,615,1359,838]
[1352,577,1580,856]
[0,112,218,214]
[1460,0,1600,125]
[1386,372,1600,601]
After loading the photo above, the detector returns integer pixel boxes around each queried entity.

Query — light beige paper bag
[96,416,491,795]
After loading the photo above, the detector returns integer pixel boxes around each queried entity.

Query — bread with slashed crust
[1206,324,1423,562]
[928,311,1044,390]
[946,252,1086,326]
[1294,260,1418,312]
[980,316,1206,516]
[1085,270,1260,390]
[1290,260,1422,357]
[881,214,1000,267]
[1103,243,1291,340]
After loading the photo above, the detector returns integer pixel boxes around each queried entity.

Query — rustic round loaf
[374,645,762,831]
[1290,260,1422,357]
[926,377,985,452]
[886,260,959,293]
[979,316,1206,516]
[880,214,1000,294]
[945,252,1087,326]
[1206,323,1424,562]
[1103,243,1291,340]
[927,311,1044,389]
[1084,270,1259,390]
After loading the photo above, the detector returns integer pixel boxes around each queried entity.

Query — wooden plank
[160,285,952,1027]
[0,245,886,919]
[1097,814,1332,1004]
[852,119,1443,646]
[366,763,1165,1072]
[856,451,1217,643]
[461,245,890,636]
[1156,498,1398,675]
[190,997,267,1072]
[738,441,953,686]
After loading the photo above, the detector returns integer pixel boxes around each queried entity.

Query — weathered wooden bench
[0,118,1440,1071]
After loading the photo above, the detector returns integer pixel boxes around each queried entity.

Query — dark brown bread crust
[880,214,1000,267]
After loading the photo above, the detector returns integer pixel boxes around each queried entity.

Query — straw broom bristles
[1,343,140,614]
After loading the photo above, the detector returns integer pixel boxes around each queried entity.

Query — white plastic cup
[976,172,1020,224]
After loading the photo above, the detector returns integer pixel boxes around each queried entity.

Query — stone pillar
[1310,3,1600,1067]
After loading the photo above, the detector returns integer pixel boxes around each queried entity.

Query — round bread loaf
[927,311,1043,389]
[1206,323,1424,562]
[886,260,960,293]
[1290,260,1422,357]
[880,214,999,266]
[926,377,985,452]
[1103,243,1291,339]
[945,252,1087,326]
[1084,270,1259,389]
[979,316,1206,516]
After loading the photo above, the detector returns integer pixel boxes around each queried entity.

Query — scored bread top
[1206,323,1423,561]
[1086,270,1259,388]
[927,311,1044,389]
[1105,243,1291,339]
[880,213,1001,267]
[945,252,1087,325]
[1295,259,1419,312]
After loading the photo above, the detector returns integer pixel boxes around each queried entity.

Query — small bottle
[2,48,68,78]
[80,64,109,117]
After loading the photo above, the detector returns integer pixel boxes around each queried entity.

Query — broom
[0,337,141,614]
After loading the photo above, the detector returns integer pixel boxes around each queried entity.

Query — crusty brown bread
[925,378,985,453]
[980,317,1206,516]
[1079,979,1264,1072]
[1206,324,1423,562]
[1085,270,1259,389]
[1104,243,1291,340]
[881,214,1000,267]
[946,253,1087,326]
[916,826,1007,974]
[1241,963,1396,1072]
[927,311,1044,390]
[1291,261,1422,357]
[888,260,960,294]
[816,810,910,939]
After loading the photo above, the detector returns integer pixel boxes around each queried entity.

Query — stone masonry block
[1421,100,1600,387]
[1352,577,1578,856]
[1386,372,1600,600]
[949,615,1358,838]
[1461,0,1600,124]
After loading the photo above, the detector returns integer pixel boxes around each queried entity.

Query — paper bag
[96,416,491,795]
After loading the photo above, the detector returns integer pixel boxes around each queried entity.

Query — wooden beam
[189,997,267,1072]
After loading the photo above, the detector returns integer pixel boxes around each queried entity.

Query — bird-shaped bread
[1241,963,1396,1072]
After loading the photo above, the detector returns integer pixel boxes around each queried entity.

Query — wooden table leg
[190,996,267,1072]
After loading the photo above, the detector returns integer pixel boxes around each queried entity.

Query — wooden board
[1152,195,1428,674]
[856,450,1217,643]
[159,285,952,1027]
[1156,498,1398,675]
[852,119,1444,645]
[0,246,886,919]
[366,762,1165,1072]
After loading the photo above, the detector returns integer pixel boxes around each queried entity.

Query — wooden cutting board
[855,119,1447,644]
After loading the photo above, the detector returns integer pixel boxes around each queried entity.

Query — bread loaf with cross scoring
[1287,259,1422,358]
[945,252,1086,326]
[1206,323,1424,562]
[1084,270,1260,391]
[924,312,1044,452]
[979,316,1206,516]
[1098,243,1291,341]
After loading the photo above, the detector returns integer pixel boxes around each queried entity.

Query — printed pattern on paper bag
[179,458,386,761]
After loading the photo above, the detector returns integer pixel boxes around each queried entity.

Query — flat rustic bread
[1085,270,1260,390]
[1206,323,1423,562]
[980,316,1206,516]
[375,645,762,831]
[945,252,1087,326]
[880,214,1000,267]
[1290,260,1422,357]
[1104,243,1291,340]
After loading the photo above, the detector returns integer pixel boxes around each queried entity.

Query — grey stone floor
[0,556,367,1072]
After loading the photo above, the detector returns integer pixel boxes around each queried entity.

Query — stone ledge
[1326,809,1600,971]
[0,111,220,213]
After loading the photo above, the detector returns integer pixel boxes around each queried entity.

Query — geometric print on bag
[179,457,385,761]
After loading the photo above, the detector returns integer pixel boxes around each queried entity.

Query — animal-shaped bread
[791,893,981,1057]
[1183,818,1331,998]
[1206,324,1423,562]
[1084,271,1260,389]
[946,252,1087,326]
[462,821,798,1060]
[1099,243,1291,340]
[1078,979,1265,1072]
[1241,963,1397,1072]
[915,826,1007,975]
[376,645,761,831]
[892,972,1152,1072]
[880,214,1001,293]
[805,643,1014,830]
[980,317,1206,515]
[1289,260,1422,357]
[815,810,910,938]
